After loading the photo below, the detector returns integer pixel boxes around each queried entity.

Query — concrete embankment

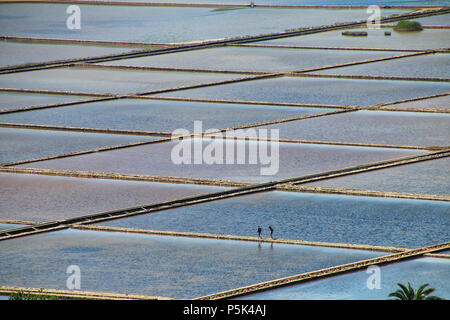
[0,285,172,300]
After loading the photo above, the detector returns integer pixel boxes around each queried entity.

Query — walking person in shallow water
[269,226,274,239]
[257,225,262,239]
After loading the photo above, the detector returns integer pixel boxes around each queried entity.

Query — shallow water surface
[258,28,450,50]
[0,91,91,111]
[409,13,450,26]
[237,110,450,147]
[0,127,158,164]
[159,76,450,106]
[387,94,449,110]
[80,0,450,5]
[100,47,405,73]
[18,138,424,183]
[306,157,450,196]
[236,257,450,300]
[0,98,334,133]
[0,223,25,231]
[0,67,241,95]
[313,53,450,79]
[0,4,408,43]
[100,191,450,249]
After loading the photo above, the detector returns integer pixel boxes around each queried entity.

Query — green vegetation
[9,289,58,300]
[394,20,423,32]
[211,7,244,12]
[388,282,444,300]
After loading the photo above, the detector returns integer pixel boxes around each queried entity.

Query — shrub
[394,20,423,31]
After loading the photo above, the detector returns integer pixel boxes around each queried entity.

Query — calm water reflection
[307,157,450,196]
[0,98,333,133]
[242,110,450,147]
[0,172,226,222]
[0,229,386,298]
[0,91,91,111]
[0,3,408,43]
[0,67,240,95]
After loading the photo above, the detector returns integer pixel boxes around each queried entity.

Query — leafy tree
[388,282,444,300]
